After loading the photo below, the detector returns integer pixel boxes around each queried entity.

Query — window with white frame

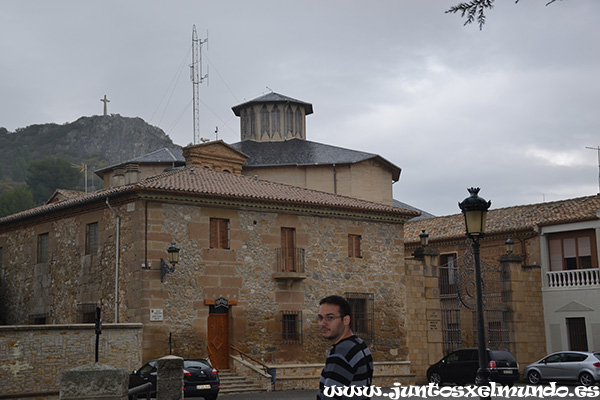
[548,230,598,271]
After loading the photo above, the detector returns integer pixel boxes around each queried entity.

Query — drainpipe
[106,197,120,323]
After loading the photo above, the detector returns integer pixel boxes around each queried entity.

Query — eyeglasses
[317,315,343,323]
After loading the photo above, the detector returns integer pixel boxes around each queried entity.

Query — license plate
[502,370,513,374]
[196,384,211,389]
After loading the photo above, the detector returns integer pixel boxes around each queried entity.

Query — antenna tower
[191,25,208,144]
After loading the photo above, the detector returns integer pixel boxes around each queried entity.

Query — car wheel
[429,372,442,385]
[203,396,217,400]
[579,372,594,387]
[527,370,541,385]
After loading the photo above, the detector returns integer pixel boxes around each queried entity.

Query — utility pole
[191,25,208,145]
[586,146,600,194]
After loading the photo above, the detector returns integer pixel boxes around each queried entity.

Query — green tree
[0,185,34,217]
[26,157,81,205]
[9,148,31,182]
[447,0,563,29]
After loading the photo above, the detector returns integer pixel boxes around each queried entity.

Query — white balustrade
[547,268,600,288]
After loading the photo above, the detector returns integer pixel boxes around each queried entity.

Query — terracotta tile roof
[0,185,133,225]
[0,166,418,225]
[137,166,417,216]
[405,194,600,244]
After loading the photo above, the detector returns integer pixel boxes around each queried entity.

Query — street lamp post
[459,187,491,397]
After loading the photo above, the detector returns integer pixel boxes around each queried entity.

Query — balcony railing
[274,248,306,287]
[547,268,600,288]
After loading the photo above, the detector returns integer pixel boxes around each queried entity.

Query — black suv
[427,348,520,386]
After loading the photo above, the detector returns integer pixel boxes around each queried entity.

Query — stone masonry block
[60,362,129,400]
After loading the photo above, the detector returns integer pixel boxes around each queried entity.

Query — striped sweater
[317,335,374,400]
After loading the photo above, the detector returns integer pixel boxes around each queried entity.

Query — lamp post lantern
[161,243,180,282]
[459,188,491,397]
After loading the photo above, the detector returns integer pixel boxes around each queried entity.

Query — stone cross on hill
[100,94,110,116]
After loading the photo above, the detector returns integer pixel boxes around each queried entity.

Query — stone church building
[2,93,459,396]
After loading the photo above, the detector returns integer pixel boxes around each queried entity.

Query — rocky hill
[0,114,180,185]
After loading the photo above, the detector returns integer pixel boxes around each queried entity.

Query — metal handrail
[230,345,270,374]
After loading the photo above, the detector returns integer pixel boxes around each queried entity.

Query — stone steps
[218,369,267,394]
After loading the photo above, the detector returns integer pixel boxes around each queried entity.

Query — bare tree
[446,0,563,30]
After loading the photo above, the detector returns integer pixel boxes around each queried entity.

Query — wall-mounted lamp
[161,243,180,282]
[505,238,514,254]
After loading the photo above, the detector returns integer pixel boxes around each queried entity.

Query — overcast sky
[2,1,599,216]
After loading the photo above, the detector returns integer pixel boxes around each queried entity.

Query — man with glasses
[317,295,373,399]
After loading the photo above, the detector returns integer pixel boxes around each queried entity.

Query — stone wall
[501,257,546,367]
[140,201,409,366]
[241,160,395,206]
[404,254,443,384]
[0,198,141,326]
[0,323,142,398]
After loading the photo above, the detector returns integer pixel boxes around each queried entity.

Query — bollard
[157,355,184,400]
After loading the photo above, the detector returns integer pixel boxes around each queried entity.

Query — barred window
[86,222,98,255]
[77,303,98,323]
[29,313,47,325]
[344,292,374,344]
[280,310,302,344]
[37,233,49,263]
[348,234,362,258]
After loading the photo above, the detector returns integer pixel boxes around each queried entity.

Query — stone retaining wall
[0,323,142,399]
[267,361,413,391]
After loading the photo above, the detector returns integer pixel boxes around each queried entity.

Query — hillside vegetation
[0,114,180,216]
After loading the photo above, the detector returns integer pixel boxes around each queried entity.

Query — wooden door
[208,313,229,370]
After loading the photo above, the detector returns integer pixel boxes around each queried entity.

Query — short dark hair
[319,295,352,318]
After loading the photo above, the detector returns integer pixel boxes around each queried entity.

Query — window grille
[77,303,98,323]
[29,313,47,325]
[344,292,374,344]
[280,310,302,344]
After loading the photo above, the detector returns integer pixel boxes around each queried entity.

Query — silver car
[523,351,600,386]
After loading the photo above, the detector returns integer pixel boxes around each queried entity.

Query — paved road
[211,383,600,400]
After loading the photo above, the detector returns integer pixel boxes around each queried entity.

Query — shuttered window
[210,218,230,249]
[548,230,597,270]
[348,234,362,258]
[281,227,296,272]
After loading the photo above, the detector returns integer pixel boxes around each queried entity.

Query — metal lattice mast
[191,25,208,144]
